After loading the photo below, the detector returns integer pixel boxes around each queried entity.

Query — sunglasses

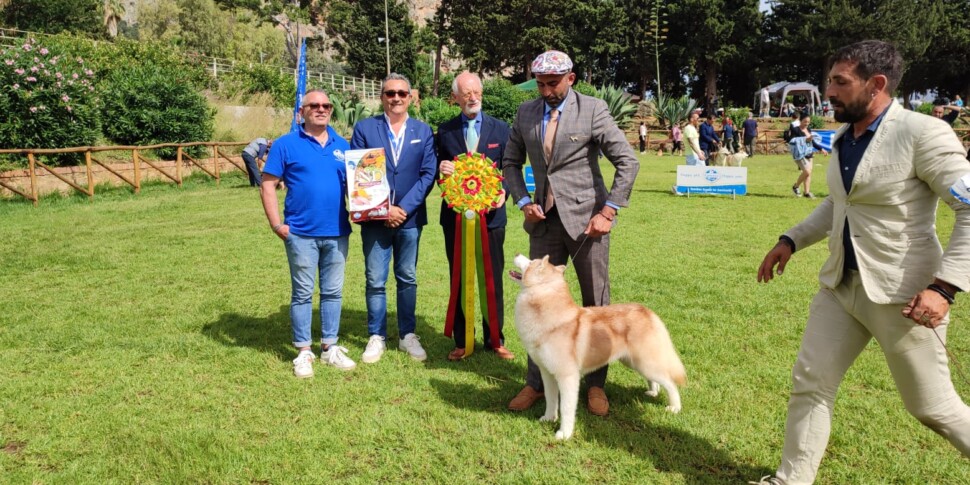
[304,102,334,111]
[383,90,410,98]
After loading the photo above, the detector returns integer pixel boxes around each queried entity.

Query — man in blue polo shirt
[260,89,355,378]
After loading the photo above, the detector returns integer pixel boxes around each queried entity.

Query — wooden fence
[0,142,249,206]
[633,126,970,155]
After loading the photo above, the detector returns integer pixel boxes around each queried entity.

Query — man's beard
[832,95,869,123]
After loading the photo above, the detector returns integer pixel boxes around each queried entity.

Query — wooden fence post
[84,150,94,199]
[27,152,38,206]
[176,146,183,186]
[212,144,220,186]
[132,148,141,193]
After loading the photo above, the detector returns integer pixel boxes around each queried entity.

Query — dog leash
[933,327,970,388]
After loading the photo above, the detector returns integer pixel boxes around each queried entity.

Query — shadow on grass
[201,305,457,362]
[430,378,768,483]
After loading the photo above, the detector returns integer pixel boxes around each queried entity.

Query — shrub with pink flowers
[0,37,100,165]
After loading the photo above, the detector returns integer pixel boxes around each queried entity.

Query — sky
[760,0,773,13]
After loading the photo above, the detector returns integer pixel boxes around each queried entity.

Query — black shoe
[792,186,801,196]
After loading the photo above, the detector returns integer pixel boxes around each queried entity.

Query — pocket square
[410,139,421,144]
[487,143,499,149]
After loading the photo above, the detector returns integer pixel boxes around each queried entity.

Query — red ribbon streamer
[478,213,501,349]
[443,212,463,337]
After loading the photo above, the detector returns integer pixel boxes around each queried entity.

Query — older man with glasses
[350,73,438,364]
[260,89,355,378]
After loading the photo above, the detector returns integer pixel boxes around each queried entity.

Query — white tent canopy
[755,82,823,115]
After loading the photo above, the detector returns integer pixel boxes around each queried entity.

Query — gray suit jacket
[785,101,970,303]
[502,89,639,239]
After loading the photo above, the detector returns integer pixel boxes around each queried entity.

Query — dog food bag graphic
[345,148,390,221]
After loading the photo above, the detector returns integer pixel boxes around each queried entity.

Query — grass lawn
[1,152,968,484]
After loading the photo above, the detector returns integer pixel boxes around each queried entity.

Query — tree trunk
[704,61,717,115]
[432,41,443,97]
[819,56,833,102]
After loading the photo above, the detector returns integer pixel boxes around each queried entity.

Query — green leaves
[100,64,214,157]
[0,38,100,165]
[594,84,638,129]
[647,93,698,129]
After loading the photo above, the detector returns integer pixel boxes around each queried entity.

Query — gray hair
[382,73,412,93]
[301,89,329,105]
[831,40,904,93]
[451,72,483,95]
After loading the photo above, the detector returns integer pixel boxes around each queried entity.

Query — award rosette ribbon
[438,152,505,357]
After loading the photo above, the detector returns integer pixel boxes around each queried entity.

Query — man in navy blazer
[435,72,514,361]
[350,73,438,364]
[698,115,720,161]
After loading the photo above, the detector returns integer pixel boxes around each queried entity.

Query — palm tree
[102,0,125,38]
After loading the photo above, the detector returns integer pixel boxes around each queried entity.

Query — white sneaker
[292,349,315,378]
[748,476,783,485]
[320,345,356,370]
[399,333,427,361]
[362,335,386,364]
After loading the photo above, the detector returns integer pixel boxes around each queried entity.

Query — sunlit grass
[1,153,967,483]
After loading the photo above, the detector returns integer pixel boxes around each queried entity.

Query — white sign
[674,166,748,196]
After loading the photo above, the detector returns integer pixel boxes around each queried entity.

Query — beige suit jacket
[502,89,639,239]
[785,101,970,304]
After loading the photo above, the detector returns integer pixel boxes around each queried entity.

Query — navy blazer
[699,122,719,149]
[351,115,438,229]
[435,113,510,230]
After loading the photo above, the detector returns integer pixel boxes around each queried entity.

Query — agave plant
[648,93,698,129]
[594,85,639,129]
[328,92,373,136]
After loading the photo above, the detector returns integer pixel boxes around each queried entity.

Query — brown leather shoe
[587,386,609,416]
[447,348,466,361]
[508,386,544,411]
[491,346,515,360]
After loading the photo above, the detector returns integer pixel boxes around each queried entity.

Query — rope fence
[0,142,250,206]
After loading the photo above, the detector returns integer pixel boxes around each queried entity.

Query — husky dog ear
[555,265,567,274]
[541,255,550,265]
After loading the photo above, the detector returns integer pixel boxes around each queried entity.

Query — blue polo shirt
[262,125,352,237]
[837,105,890,271]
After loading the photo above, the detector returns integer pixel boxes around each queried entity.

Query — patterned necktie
[465,119,478,153]
[542,108,559,211]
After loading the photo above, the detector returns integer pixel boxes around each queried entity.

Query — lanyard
[385,116,407,165]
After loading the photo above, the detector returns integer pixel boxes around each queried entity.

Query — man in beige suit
[503,50,639,417]
[753,40,970,485]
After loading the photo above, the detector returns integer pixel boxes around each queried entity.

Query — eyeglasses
[304,102,333,111]
[383,90,410,98]
[460,91,482,100]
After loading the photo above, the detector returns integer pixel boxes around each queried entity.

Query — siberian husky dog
[509,255,687,440]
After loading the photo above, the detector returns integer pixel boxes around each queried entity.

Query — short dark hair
[831,40,904,93]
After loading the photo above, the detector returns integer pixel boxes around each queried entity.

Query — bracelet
[598,211,614,222]
[778,235,796,252]
[927,284,955,305]
[272,223,284,233]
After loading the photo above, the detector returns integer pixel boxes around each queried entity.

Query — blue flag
[290,39,308,133]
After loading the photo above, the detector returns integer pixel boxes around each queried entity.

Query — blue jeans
[686,154,705,166]
[241,152,262,186]
[284,233,349,347]
[360,224,421,339]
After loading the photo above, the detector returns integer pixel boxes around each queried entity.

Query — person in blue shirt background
[260,89,356,378]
